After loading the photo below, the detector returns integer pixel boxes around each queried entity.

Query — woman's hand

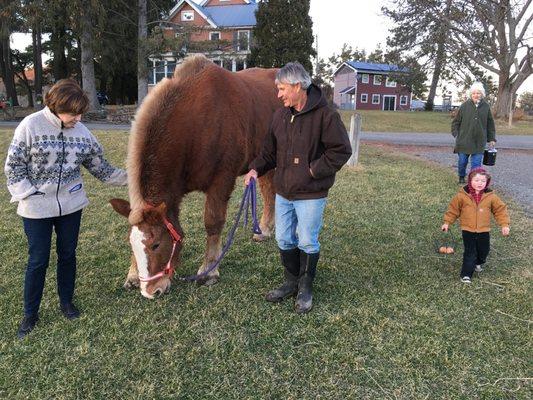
[441,223,449,232]
[501,226,510,236]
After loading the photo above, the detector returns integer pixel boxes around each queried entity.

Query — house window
[237,30,250,51]
[361,93,368,103]
[181,11,194,21]
[150,60,176,84]
[373,75,382,85]
[386,77,397,87]
[210,32,221,41]
[372,94,380,104]
[361,74,369,84]
[400,95,408,105]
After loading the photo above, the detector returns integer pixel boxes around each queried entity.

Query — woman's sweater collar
[42,106,64,129]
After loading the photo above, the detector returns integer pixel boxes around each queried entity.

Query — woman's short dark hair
[45,79,89,115]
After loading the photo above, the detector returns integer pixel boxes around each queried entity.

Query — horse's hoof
[123,277,140,290]
[196,275,219,286]
[253,233,270,242]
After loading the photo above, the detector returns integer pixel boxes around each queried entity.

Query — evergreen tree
[250,0,315,73]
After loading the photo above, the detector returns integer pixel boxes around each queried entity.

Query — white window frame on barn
[373,75,382,85]
[181,11,194,21]
[400,95,408,105]
[385,77,397,87]
[361,93,368,103]
[209,31,221,41]
[361,74,369,84]
[372,94,380,104]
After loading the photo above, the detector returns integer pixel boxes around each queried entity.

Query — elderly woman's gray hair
[468,82,486,98]
[275,62,312,90]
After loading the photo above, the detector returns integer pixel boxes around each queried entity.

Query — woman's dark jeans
[22,210,82,316]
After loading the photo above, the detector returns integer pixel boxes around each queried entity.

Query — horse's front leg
[123,254,140,289]
[254,170,275,242]
[196,183,232,286]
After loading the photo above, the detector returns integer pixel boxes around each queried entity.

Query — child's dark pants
[461,230,490,278]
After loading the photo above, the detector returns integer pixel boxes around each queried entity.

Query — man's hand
[244,169,258,185]
[441,223,449,232]
[488,141,496,148]
[501,226,510,236]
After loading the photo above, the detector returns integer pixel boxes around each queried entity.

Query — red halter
[138,212,183,283]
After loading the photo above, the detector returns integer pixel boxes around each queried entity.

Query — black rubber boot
[295,252,319,314]
[265,248,300,302]
[17,314,39,339]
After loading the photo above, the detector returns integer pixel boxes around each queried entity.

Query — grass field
[339,110,533,135]
[0,130,531,399]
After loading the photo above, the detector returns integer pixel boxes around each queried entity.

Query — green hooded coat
[451,99,496,154]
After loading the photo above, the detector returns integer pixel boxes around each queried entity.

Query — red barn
[334,61,412,111]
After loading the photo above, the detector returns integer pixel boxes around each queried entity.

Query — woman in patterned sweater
[4,79,127,339]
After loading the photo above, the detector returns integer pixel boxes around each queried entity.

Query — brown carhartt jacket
[250,84,352,200]
[443,187,510,233]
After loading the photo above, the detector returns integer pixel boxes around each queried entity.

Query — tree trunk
[32,24,43,106]
[0,34,19,106]
[494,81,513,119]
[137,0,148,105]
[80,8,99,110]
[425,39,445,112]
[52,17,69,80]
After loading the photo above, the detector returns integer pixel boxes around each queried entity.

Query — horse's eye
[151,243,160,251]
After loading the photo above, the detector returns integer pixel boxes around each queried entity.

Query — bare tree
[79,4,100,110]
[137,0,148,104]
[446,0,532,118]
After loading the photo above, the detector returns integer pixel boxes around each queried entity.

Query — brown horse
[110,55,280,299]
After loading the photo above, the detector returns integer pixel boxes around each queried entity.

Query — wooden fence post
[346,113,362,167]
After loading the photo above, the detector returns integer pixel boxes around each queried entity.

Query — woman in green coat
[451,82,496,183]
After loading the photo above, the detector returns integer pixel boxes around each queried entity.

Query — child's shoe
[475,264,483,272]
[461,276,472,284]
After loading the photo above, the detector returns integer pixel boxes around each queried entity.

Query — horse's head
[110,198,183,299]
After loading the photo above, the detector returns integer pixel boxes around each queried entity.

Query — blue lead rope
[178,178,262,281]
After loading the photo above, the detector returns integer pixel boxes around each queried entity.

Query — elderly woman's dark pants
[461,230,490,278]
[22,210,82,317]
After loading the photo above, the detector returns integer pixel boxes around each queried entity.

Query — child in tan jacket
[441,167,510,283]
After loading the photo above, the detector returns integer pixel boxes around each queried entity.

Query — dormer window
[181,11,194,21]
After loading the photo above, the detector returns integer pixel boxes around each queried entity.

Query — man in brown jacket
[244,62,352,313]
[442,168,510,283]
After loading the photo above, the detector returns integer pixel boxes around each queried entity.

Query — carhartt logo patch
[294,157,299,164]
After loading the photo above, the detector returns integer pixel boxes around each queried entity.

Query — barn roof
[169,0,258,28]
[335,61,410,76]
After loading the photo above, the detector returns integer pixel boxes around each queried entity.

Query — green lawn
[0,130,531,399]
[340,109,533,135]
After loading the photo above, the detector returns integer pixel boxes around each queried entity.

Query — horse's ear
[109,198,131,218]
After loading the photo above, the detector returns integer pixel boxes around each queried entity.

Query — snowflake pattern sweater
[4,107,127,218]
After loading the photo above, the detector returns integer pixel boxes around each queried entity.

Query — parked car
[97,91,109,106]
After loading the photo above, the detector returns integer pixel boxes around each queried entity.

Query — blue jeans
[275,194,327,254]
[22,210,82,316]
[457,153,483,178]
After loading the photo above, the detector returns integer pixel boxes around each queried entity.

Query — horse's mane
[127,55,213,224]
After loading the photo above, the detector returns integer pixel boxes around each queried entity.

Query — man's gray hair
[275,62,312,89]
[468,82,486,98]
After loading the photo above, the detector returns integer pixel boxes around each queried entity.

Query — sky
[9,0,533,97]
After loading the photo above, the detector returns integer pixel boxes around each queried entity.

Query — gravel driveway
[372,143,533,217]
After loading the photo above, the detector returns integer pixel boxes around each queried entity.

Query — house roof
[205,4,257,27]
[335,61,409,76]
[169,0,258,28]
[339,86,356,95]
